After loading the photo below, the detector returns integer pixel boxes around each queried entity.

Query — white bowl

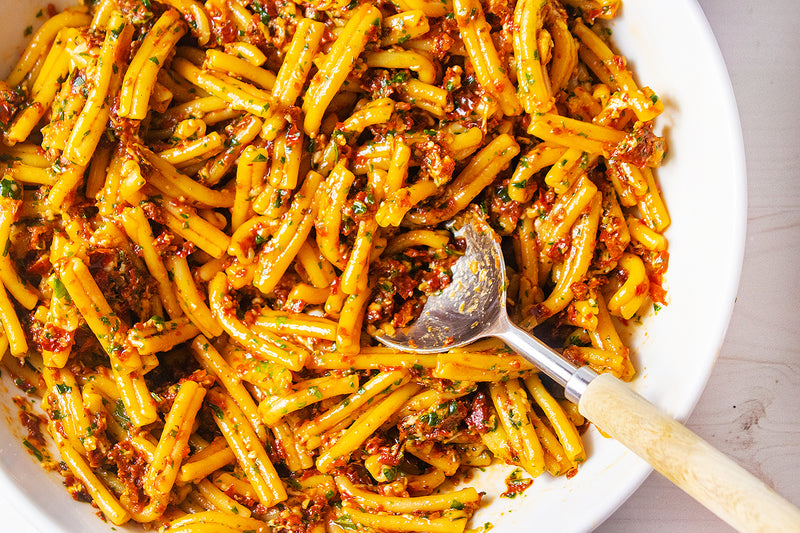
[0,0,746,531]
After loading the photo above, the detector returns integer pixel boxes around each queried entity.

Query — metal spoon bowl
[376,213,590,401]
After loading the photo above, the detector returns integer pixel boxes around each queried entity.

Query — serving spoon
[376,215,800,533]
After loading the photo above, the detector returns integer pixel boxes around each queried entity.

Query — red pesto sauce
[500,468,533,499]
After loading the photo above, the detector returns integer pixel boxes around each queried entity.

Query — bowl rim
[587,0,748,527]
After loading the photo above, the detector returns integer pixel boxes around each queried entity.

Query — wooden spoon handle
[579,373,800,533]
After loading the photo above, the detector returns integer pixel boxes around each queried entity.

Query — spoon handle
[580,373,800,533]
[494,322,800,531]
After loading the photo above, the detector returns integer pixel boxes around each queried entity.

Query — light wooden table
[600,0,800,530]
[1,1,798,532]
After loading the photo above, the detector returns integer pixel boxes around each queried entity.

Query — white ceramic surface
[0,1,746,532]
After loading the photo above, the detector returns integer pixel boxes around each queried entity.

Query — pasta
[0,0,670,531]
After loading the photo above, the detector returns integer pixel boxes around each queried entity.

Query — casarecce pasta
[0,0,669,531]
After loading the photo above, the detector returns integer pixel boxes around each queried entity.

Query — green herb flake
[210,403,225,420]
[352,200,367,215]
[333,515,358,530]
[383,465,397,481]
[0,179,22,200]
[251,0,271,24]
[23,440,43,462]
[390,71,409,84]
[450,499,465,510]
[308,386,324,400]
[497,187,511,203]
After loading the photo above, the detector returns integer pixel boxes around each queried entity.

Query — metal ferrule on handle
[493,317,599,403]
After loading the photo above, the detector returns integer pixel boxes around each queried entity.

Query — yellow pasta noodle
[302,5,382,135]
[139,379,206,520]
[259,373,359,426]
[453,0,521,116]
[119,10,186,120]
[207,388,287,507]
[317,382,421,473]
[5,28,75,145]
[513,0,554,114]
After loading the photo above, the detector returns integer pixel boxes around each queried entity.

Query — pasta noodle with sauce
[0,0,669,531]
